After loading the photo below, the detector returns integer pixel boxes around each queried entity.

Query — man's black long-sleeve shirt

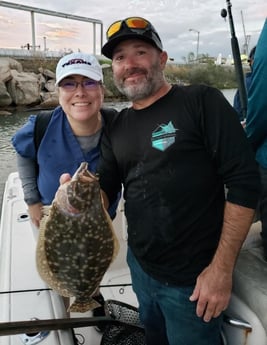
[98,84,260,286]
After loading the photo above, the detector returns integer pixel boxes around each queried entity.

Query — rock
[0,57,23,74]
[40,90,59,108]
[38,67,56,79]
[0,65,12,83]
[39,74,46,90]
[0,81,12,106]
[0,57,58,110]
[0,57,23,83]
[0,110,12,115]
[44,79,56,92]
[6,70,41,105]
[0,57,23,85]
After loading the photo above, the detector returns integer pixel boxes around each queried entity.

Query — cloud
[0,0,266,60]
[45,29,78,40]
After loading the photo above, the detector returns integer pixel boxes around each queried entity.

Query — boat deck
[0,172,137,345]
[1,172,267,345]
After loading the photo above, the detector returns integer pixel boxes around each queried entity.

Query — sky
[0,0,266,62]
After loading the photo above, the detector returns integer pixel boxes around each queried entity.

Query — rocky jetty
[0,57,59,114]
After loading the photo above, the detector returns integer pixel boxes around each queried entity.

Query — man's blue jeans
[127,248,222,345]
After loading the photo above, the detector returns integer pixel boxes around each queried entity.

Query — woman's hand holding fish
[59,173,72,185]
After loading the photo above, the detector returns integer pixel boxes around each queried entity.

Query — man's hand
[189,263,232,322]
[190,201,255,322]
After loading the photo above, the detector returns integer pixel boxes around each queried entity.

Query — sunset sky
[0,0,266,62]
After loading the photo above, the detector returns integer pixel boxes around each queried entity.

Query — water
[0,91,235,213]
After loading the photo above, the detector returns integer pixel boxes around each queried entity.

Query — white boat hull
[0,172,137,345]
[1,172,267,345]
[222,221,267,345]
[0,173,75,345]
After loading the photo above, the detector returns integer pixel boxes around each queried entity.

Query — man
[246,20,267,260]
[97,17,260,344]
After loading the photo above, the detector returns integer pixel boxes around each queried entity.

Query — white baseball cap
[55,52,103,85]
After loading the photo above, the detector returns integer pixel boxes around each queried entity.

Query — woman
[12,52,119,325]
[12,52,119,227]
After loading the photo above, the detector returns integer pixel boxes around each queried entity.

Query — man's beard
[114,63,164,102]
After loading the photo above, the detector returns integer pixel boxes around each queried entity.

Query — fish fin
[68,298,101,313]
[36,206,73,298]
[99,191,120,262]
[36,207,51,283]
[42,205,51,216]
[102,206,120,263]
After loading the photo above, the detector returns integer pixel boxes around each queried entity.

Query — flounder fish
[36,162,119,313]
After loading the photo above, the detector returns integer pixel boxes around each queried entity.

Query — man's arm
[190,201,255,322]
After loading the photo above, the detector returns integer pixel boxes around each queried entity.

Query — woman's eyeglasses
[106,17,151,39]
[59,79,101,91]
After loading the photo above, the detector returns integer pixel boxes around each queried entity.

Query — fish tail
[68,298,101,313]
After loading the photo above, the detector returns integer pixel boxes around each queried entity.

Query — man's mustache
[123,68,147,79]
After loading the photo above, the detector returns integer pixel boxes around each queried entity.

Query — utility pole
[189,28,200,62]
[43,36,47,51]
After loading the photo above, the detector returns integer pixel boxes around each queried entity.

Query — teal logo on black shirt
[151,121,177,151]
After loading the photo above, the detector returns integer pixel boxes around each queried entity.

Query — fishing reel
[220,0,232,20]
[221,8,228,20]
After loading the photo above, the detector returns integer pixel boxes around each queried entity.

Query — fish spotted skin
[36,162,119,313]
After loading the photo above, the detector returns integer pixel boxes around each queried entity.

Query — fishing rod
[221,0,247,120]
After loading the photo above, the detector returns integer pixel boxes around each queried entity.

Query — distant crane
[241,10,250,55]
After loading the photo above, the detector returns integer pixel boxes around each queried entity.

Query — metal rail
[0,1,103,55]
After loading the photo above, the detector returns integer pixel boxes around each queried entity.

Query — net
[100,300,145,345]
